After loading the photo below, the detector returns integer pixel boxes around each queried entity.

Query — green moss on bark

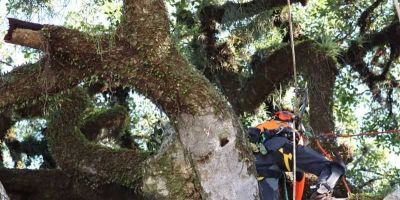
[80,105,130,141]
[46,89,144,189]
[142,133,200,199]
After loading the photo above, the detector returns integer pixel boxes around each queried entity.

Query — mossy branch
[199,0,307,25]
[80,105,130,142]
[0,169,141,200]
[46,89,144,188]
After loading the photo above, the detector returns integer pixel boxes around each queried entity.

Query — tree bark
[1,0,276,199]
[0,169,140,200]
[0,180,8,200]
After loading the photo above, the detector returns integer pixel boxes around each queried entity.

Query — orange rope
[315,140,333,160]
[313,129,400,196]
[341,176,351,197]
[315,140,351,196]
[308,128,400,197]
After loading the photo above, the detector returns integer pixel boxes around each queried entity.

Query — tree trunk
[177,109,258,199]
[0,181,9,200]
[1,0,261,199]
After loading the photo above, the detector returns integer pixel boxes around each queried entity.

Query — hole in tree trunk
[220,137,229,147]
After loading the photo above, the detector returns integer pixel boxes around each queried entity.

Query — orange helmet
[274,111,295,122]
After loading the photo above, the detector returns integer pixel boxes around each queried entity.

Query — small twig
[0,60,14,67]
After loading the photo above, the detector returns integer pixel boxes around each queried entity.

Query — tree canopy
[0,0,399,199]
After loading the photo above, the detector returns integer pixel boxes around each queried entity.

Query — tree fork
[3,0,261,197]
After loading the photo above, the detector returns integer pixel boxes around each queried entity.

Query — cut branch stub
[5,18,44,50]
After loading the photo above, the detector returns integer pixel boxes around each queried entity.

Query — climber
[248,111,345,200]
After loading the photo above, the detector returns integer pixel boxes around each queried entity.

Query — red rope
[321,129,400,138]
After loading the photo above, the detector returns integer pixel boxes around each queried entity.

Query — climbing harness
[281,1,400,199]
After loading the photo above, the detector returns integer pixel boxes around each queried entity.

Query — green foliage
[13,119,46,141]
[6,0,54,17]
[347,141,400,197]
[313,35,340,59]
[333,66,362,133]
[64,0,122,33]
[2,0,400,197]
[127,92,169,153]
[240,103,271,129]
[362,107,400,153]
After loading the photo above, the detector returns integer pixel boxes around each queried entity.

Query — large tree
[0,0,399,199]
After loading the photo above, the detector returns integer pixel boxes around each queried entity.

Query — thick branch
[233,41,336,119]
[4,15,216,118]
[115,1,228,117]
[361,22,400,49]
[0,111,12,139]
[80,105,129,142]
[1,19,139,110]
[194,18,243,105]
[342,22,400,101]
[4,18,44,49]
[195,40,337,132]
[4,18,112,53]
[0,59,92,109]
[118,0,171,65]
[46,90,144,187]
[199,0,307,25]
[357,0,385,34]
[0,169,140,200]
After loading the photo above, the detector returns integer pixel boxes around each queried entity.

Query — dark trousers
[256,137,338,200]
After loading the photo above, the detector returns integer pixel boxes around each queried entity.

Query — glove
[261,130,275,141]
[247,128,261,143]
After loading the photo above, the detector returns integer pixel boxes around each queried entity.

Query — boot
[309,190,333,200]
[309,183,333,200]
[310,163,345,200]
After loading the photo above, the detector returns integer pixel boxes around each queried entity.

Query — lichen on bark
[46,89,144,189]
[142,124,200,199]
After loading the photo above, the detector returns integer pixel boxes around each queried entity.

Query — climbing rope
[286,0,297,199]
[282,2,400,199]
